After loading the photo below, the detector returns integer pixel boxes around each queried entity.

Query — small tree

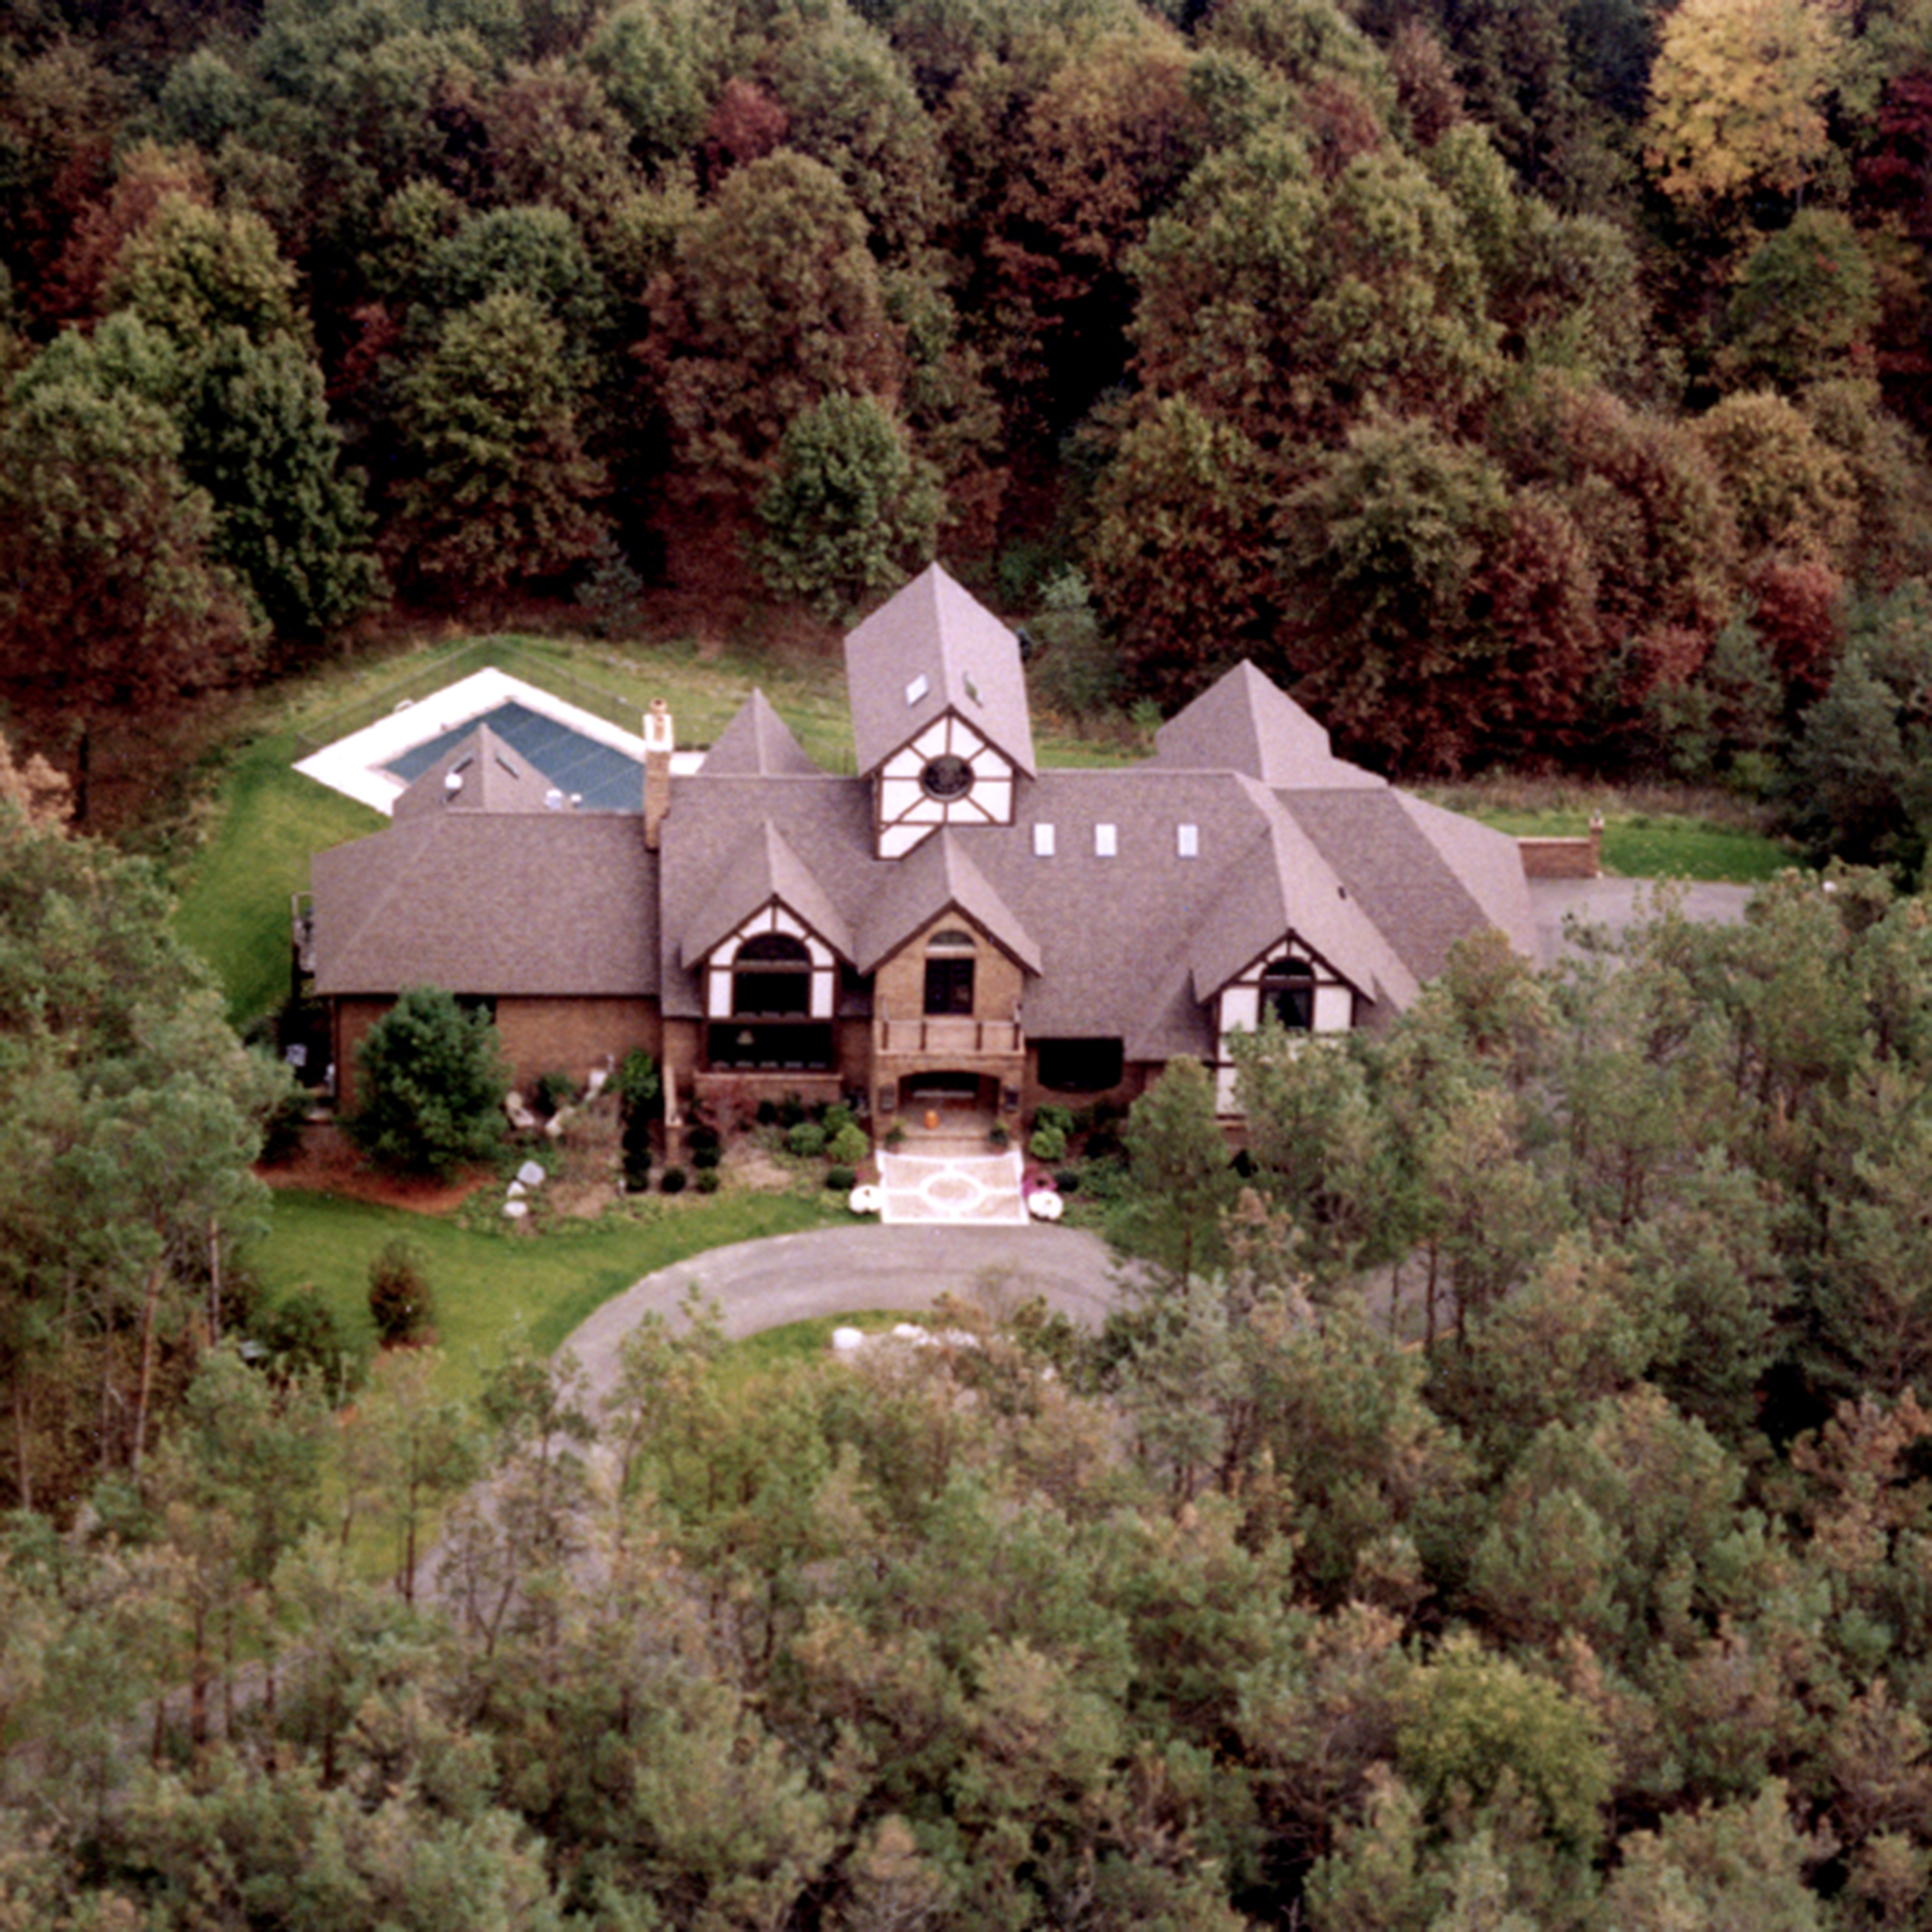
[1119,1056,1239,1296]
[367,1238,433,1347]
[349,985,507,1179]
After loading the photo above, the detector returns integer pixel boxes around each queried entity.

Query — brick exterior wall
[870,913,1026,1023]
[331,995,661,1113]
[495,997,661,1094]
[1517,819,1603,879]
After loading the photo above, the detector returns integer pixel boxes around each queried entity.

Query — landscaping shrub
[1028,1123,1068,1163]
[660,1165,687,1194]
[756,1098,779,1126]
[691,1142,721,1170]
[533,1068,576,1116]
[687,1119,721,1157]
[367,1237,433,1346]
[824,1101,856,1137]
[825,1165,856,1191]
[1055,1168,1081,1195]
[777,1093,807,1128]
[1035,1103,1076,1139]
[695,1169,720,1194]
[348,985,508,1179]
[827,1122,870,1167]
[251,1289,369,1405]
[622,1115,653,1190]
[788,1121,827,1159]
[616,1048,662,1118]
[988,1122,1010,1149]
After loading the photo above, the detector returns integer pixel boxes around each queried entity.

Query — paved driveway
[1529,876,1755,966]
[559,1222,1127,1403]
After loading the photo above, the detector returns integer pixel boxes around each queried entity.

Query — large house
[309,566,1538,1131]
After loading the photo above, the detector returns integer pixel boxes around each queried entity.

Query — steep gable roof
[679,818,855,966]
[701,689,823,776]
[1187,780,1415,1010]
[845,563,1037,778]
[390,722,572,821]
[1153,662,1382,791]
[855,831,1042,974]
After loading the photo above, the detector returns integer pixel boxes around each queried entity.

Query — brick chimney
[643,699,673,850]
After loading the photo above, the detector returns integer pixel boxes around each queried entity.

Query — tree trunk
[131,1262,165,1468]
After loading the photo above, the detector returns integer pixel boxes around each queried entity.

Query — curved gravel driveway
[559,1222,1128,1402]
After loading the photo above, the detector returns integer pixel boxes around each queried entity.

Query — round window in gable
[918,753,974,801]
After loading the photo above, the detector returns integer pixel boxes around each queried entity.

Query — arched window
[1261,957,1314,1030]
[924,928,976,1016]
[732,932,811,1016]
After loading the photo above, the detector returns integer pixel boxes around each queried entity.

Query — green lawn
[173,727,382,1027]
[1442,803,1795,884]
[247,1187,845,1407]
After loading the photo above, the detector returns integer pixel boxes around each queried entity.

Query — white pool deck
[293,669,681,817]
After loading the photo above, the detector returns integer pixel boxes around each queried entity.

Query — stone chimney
[643,699,673,850]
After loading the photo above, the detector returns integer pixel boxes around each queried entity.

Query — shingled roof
[700,689,822,776]
[680,818,856,966]
[313,813,657,997]
[312,573,1535,1064]
[391,722,573,820]
[1152,662,1381,791]
[855,831,1042,974]
[845,563,1036,778]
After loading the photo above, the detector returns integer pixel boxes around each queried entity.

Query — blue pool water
[385,702,642,812]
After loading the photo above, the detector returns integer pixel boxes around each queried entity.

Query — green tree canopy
[348,985,509,1179]
[753,390,943,618]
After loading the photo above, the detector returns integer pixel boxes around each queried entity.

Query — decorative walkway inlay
[876,1149,1029,1226]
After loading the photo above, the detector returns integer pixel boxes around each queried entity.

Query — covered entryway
[893,1068,998,1139]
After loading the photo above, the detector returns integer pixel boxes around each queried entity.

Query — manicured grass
[721,1310,919,1384]
[246,1187,844,1408]
[1444,803,1795,884]
[173,727,382,1026]
[1600,816,1793,883]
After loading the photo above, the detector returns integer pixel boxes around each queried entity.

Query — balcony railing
[874,1016,1023,1060]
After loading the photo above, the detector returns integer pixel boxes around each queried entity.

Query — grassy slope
[173,729,384,1026]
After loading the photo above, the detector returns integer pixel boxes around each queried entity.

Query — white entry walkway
[877,1148,1029,1226]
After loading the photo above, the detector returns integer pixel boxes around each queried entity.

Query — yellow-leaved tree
[1645,0,1848,218]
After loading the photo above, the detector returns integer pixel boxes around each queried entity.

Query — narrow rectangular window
[1033,822,1055,857]
[1094,822,1117,857]
[1177,822,1199,858]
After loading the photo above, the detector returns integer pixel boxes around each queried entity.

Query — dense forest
[22,774,1932,1925]
[9,0,1932,830]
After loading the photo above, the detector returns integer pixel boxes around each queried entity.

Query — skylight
[1177,822,1199,858]
[1095,823,1116,858]
[906,673,929,706]
[1034,823,1056,857]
